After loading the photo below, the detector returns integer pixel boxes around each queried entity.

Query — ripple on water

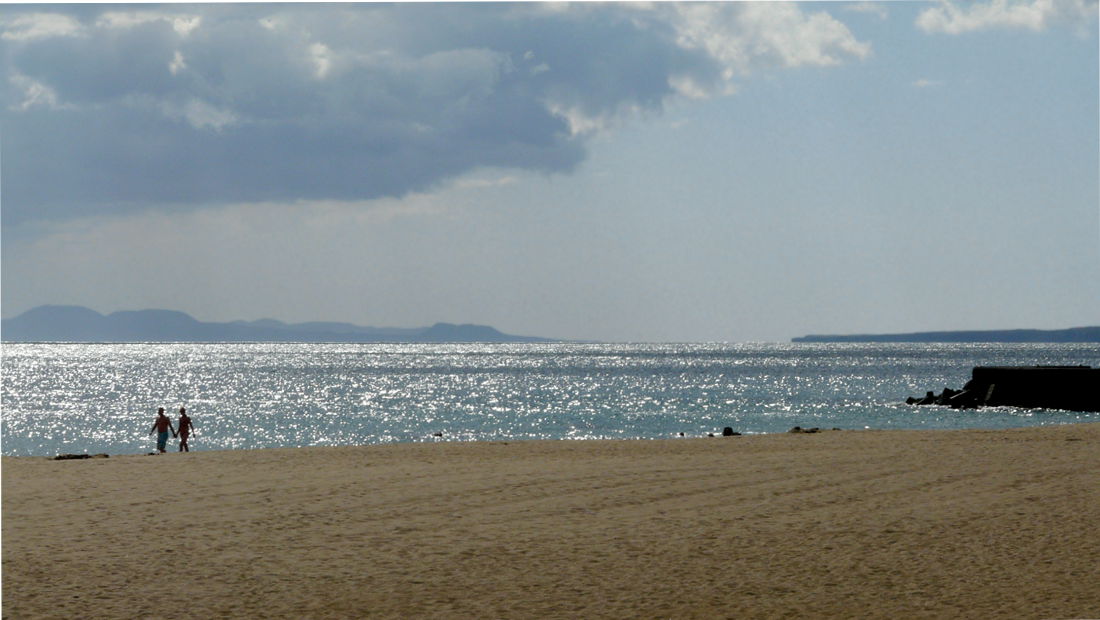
[2,342,1097,455]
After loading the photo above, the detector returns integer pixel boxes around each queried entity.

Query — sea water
[2,342,1098,456]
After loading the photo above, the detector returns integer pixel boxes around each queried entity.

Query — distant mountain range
[6,305,1097,344]
[1,305,555,343]
[792,327,1100,343]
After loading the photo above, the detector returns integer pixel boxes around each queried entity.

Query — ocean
[2,342,1098,457]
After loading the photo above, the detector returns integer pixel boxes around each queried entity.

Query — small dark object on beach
[54,453,90,460]
[722,427,741,437]
[707,433,715,437]
[432,432,443,437]
[789,426,802,433]
[788,427,821,434]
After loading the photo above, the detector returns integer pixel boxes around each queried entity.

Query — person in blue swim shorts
[148,407,176,453]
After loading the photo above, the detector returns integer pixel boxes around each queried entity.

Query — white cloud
[547,102,613,137]
[169,50,187,75]
[667,3,871,92]
[96,11,201,37]
[917,0,1099,34]
[171,16,202,38]
[159,98,238,131]
[1,13,82,41]
[845,3,890,20]
[453,175,519,190]
[669,74,724,99]
[310,42,333,79]
[185,99,237,131]
[1,3,870,226]
[8,73,65,110]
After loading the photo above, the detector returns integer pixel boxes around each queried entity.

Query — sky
[1,1,1098,342]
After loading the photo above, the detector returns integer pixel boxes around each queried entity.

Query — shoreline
[6,420,1097,460]
[5,423,1100,618]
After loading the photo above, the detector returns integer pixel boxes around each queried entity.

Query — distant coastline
[0,305,556,343]
[792,326,1100,343]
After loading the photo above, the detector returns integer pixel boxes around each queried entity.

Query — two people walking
[149,407,195,453]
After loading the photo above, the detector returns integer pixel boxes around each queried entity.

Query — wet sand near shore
[4,424,1100,619]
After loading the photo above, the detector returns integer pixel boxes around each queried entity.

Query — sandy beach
[4,424,1099,619]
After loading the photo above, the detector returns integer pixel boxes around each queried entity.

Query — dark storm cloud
[1,3,863,225]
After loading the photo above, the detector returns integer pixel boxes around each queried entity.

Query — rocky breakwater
[907,366,1099,412]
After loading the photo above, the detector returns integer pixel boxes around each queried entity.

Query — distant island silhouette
[1,305,556,343]
[792,327,1100,343]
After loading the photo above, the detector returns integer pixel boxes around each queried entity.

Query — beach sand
[4,424,1099,619]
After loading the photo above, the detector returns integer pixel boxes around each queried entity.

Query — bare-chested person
[177,407,195,452]
[148,408,176,454]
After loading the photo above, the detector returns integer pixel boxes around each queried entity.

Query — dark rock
[948,389,980,409]
[972,366,1099,411]
[92,454,109,458]
[53,453,90,460]
[722,427,741,437]
[916,391,937,406]
[910,366,1099,412]
[789,426,802,433]
[935,388,958,405]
